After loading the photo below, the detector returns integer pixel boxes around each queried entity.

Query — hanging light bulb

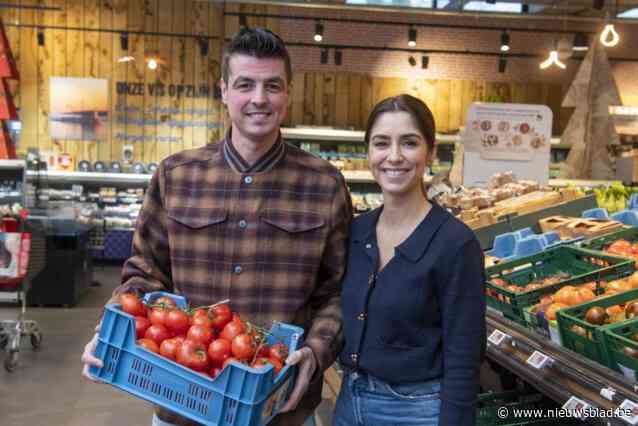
[314,20,324,43]
[540,42,566,69]
[408,27,417,48]
[147,58,158,70]
[600,14,620,47]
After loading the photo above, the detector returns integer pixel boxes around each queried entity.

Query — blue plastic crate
[89,292,304,426]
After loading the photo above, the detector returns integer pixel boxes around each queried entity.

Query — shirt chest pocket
[259,210,327,262]
[166,208,229,254]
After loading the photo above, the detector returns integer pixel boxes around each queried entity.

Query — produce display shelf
[486,310,638,426]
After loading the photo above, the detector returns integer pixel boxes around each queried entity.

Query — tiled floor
[0,263,336,426]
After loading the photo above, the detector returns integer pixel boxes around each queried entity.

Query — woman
[333,95,485,426]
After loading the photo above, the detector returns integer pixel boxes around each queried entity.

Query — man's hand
[278,347,317,413]
[81,331,103,383]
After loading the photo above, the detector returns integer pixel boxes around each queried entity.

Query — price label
[488,329,508,346]
[618,399,638,425]
[526,350,552,369]
[562,396,591,418]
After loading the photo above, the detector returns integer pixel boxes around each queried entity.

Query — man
[81,28,352,426]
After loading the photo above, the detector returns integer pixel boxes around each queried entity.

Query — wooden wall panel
[3,1,567,164]
[3,1,20,112]
[98,0,113,163]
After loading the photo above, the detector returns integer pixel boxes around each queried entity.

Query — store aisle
[0,263,335,426]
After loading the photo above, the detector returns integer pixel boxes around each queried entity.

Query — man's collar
[222,128,285,173]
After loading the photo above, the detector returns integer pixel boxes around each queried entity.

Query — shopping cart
[0,220,46,372]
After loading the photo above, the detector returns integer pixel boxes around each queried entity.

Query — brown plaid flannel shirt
[111,133,352,425]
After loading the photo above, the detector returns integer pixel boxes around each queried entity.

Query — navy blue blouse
[339,203,486,425]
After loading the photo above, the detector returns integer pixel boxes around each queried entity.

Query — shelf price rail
[487,310,638,425]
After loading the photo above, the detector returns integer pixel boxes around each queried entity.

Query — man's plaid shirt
[111,133,352,425]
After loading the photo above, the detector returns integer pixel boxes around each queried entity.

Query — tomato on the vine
[269,342,289,363]
[187,324,215,347]
[135,316,151,339]
[191,312,213,328]
[166,309,190,335]
[144,324,171,345]
[159,338,182,361]
[155,296,177,308]
[176,340,209,372]
[207,338,232,367]
[210,304,233,330]
[268,356,284,374]
[232,334,257,361]
[220,319,246,342]
[120,293,147,317]
[137,338,159,353]
[251,357,271,369]
[149,307,170,326]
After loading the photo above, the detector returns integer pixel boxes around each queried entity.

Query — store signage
[463,102,552,187]
[618,399,638,425]
[115,81,221,99]
[561,396,590,415]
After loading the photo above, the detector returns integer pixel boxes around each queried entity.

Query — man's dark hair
[221,27,292,84]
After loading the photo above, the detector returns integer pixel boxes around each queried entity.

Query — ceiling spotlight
[408,27,417,48]
[334,49,342,66]
[593,0,605,10]
[408,56,417,67]
[314,20,324,43]
[320,48,329,64]
[421,55,429,69]
[37,27,44,46]
[573,32,589,51]
[198,37,209,56]
[147,58,158,70]
[498,57,507,73]
[521,2,529,13]
[600,14,620,47]
[500,31,510,52]
[120,32,129,51]
[540,42,566,69]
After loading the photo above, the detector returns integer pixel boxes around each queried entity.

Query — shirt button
[357,313,366,321]
[244,176,253,184]
[238,219,247,229]
[368,274,375,285]
[350,353,359,362]
[233,265,242,274]
[365,243,372,249]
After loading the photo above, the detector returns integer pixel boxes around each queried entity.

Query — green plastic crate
[580,227,638,252]
[600,318,638,381]
[485,246,635,324]
[477,391,582,425]
[557,288,638,366]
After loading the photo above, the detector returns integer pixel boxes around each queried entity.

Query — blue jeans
[333,369,441,426]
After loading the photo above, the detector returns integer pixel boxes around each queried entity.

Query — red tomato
[207,338,232,367]
[191,313,213,329]
[120,293,147,317]
[144,324,172,345]
[251,357,271,369]
[210,304,233,330]
[176,339,209,372]
[173,335,187,343]
[166,309,191,335]
[149,307,170,326]
[220,319,246,342]
[135,316,151,339]
[187,324,215,347]
[159,338,182,361]
[155,296,177,308]
[232,334,257,361]
[137,338,159,353]
[256,344,270,358]
[268,356,284,374]
[269,343,289,363]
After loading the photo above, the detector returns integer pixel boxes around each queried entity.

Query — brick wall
[266,6,638,105]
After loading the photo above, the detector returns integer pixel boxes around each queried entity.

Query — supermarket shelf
[486,310,638,425]
[281,127,564,147]
[26,170,151,186]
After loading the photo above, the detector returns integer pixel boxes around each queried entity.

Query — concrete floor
[0,263,336,426]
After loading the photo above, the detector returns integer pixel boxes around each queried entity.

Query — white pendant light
[540,41,566,69]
